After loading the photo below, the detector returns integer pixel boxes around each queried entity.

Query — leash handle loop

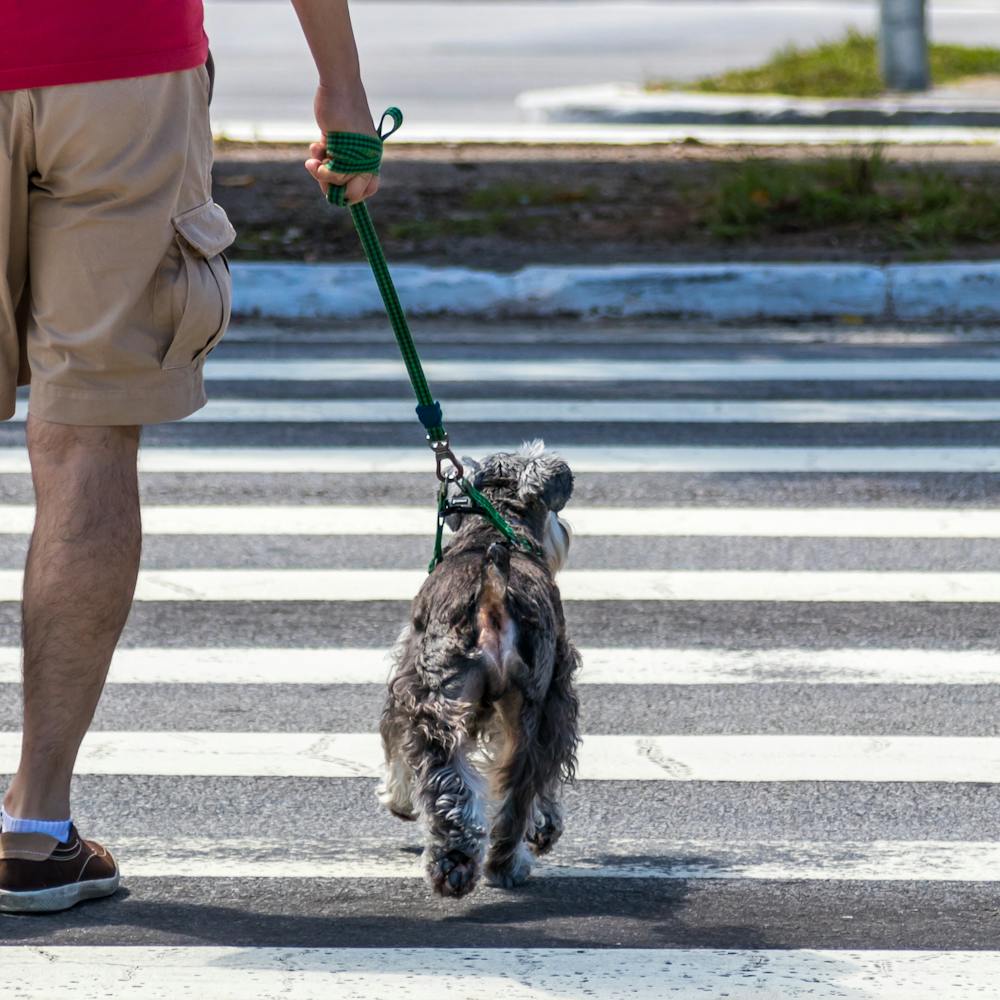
[377,107,404,141]
[324,106,402,207]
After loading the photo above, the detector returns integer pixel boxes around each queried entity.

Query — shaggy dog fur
[376,440,581,897]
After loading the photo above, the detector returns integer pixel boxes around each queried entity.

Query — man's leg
[3,414,141,821]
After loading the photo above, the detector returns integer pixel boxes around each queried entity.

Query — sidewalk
[230,261,1000,324]
[213,119,1000,147]
[517,78,1000,129]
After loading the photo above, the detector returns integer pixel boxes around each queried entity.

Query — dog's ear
[517,452,574,512]
[468,452,515,491]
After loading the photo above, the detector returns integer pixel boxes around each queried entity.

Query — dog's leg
[378,752,418,822]
[377,685,418,821]
[484,689,545,889]
[526,634,581,858]
[405,700,488,898]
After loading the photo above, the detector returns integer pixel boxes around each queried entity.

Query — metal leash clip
[429,436,464,482]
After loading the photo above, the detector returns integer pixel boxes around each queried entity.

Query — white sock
[0,804,71,842]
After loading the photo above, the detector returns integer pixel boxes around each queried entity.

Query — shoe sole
[0,871,120,914]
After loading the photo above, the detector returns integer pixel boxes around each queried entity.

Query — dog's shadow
[0,841,787,956]
[3,877,812,1000]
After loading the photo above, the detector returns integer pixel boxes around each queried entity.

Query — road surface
[204,0,1000,129]
[3,316,1000,995]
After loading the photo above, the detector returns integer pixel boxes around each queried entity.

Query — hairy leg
[377,690,418,821]
[3,414,141,820]
[484,691,541,888]
[404,700,488,898]
[526,638,581,857]
[488,636,581,884]
[527,788,565,858]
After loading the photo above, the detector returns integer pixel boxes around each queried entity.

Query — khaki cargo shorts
[0,64,236,425]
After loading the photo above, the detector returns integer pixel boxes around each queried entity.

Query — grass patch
[649,30,1000,98]
[387,182,598,240]
[707,147,1000,254]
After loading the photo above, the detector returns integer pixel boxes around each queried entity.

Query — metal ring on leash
[429,437,464,482]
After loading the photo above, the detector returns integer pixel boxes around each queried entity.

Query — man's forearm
[290,0,363,91]
[294,0,379,202]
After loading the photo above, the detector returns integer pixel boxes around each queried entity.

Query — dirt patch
[212,141,1000,269]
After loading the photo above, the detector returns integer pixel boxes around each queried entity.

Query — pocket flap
[172,200,236,257]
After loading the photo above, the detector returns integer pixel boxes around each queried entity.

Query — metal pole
[879,0,930,92]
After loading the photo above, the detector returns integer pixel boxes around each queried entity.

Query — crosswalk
[3,320,1000,997]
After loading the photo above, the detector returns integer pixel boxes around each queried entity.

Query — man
[0,0,376,913]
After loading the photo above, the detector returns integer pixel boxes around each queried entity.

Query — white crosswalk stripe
[4,646,995,685]
[201,357,1000,382]
[3,332,999,995]
[1,445,1000,473]
[1,731,997,781]
[55,837,1000,881]
[16,397,1000,422]
[7,947,998,999]
[4,567,1000,602]
[4,504,1000,536]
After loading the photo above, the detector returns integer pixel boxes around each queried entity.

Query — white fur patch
[377,756,416,819]
[486,841,535,888]
[517,438,547,460]
[543,512,572,574]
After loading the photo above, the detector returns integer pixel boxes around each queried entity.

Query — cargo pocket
[160,200,236,371]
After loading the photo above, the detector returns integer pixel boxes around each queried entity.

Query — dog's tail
[476,543,511,671]
[481,542,510,606]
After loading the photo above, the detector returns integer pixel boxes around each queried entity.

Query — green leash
[325,109,448,449]
[325,107,543,573]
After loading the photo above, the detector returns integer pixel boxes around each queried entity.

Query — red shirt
[0,2,208,92]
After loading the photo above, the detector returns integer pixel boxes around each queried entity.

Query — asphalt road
[4,318,1000,996]
[204,0,1000,129]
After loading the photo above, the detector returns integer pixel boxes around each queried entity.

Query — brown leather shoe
[0,825,120,913]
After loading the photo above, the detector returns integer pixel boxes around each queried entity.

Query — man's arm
[291,0,379,204]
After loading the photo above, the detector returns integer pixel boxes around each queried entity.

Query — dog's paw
[427,848,481,898]
[526,805,564,856]
[485,844,533,889]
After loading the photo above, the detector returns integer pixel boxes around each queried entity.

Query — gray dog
[377,440,581,897]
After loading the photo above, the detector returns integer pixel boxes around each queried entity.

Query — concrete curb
[231,261,1000,323]
[516,83,1000,129]
[212,119,1000,147]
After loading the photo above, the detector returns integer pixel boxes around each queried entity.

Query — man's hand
[291,0,380,206]
[304,82,380,206]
